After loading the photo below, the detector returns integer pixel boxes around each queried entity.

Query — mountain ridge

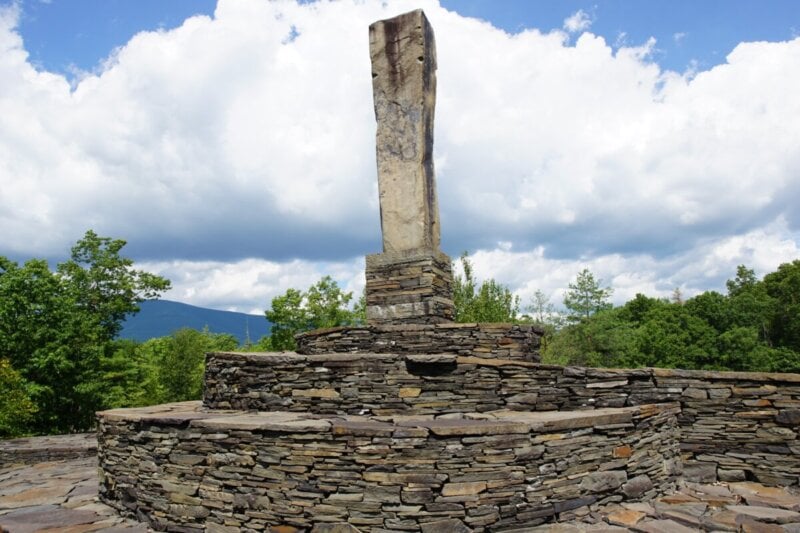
[119,299,271,344]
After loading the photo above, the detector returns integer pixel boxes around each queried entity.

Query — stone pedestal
[365,248,454,324]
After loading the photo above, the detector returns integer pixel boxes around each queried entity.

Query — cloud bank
[1,0,798,313]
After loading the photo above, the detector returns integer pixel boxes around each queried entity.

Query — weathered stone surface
[638,519,697,533]
[296,323,541,360]
[718,469,747,482]
[96,402,678,530]
[370,9,439,254]
[776,409,800,425]
[606,509,646,527]
[623,475,654,499]
[580,471,628,493]
[311,524,363,533]
[683,462,717,483]
[727,505,800,523]
[204,348,800,488]
[0,433,96,466]
[441,481,486,496]
[364,250,455,325]
[419,519,472,533]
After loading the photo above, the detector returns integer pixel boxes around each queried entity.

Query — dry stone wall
[204,352,800,486]
[296,323,542,361]
[97,401,680,532]
[364,250,455,325]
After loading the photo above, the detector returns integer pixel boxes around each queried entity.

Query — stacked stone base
[97,401,680,532]
[365,248,454,324]
[296,323,542,362]
[204,353,800,486]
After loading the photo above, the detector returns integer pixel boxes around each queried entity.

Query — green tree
[0,359,37,438]
[763,260,800,352]
[265,288,307,350]
[264,276,356,350]
[0,231,170,433]
[543,308,638,367]
[726,265,758,297]
[158,328,237,402]
[453,252,520,323]
[563,268,613,321]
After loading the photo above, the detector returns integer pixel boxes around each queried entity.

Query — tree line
[2,233,798,438]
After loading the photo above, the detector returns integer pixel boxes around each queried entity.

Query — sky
[1,0,799,315]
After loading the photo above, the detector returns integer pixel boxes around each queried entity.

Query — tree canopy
[544,262,800,372]
[263,276,357,350]
[0,231,170,434]
[453,253,520,323]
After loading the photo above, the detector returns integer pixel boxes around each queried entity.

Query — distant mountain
[119,300,271,344]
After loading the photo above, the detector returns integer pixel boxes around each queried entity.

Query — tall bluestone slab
[370,9,439,252]
[367,9,454,324]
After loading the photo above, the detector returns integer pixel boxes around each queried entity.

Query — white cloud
[563,9,592,33]
[141,256,365,315]
[0,0,799,312]
[464,218,800,311]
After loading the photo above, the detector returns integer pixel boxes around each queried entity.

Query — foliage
[563,268,613,321]
[146,328,238,403]
[264,276,356,350]
[453,253,520,323]
[0,359,37,438]
[763,260,800,353]
[0,231,170,434]
[545,262,800,373]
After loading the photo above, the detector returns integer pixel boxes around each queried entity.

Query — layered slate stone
[97,401,680,531]
[366,10,454,325]
[296,322,542,360]
[365,248,454,324]
[204,352,800,486]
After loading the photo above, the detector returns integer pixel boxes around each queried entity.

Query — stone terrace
[96,401,679,531]
[4,435,800,532]
[204,352,800,487]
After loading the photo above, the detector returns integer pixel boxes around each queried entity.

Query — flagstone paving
[0,455,148,533]
[2,435,800,532]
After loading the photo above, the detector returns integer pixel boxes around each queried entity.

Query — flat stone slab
[97,401,674,437]
[0,454,146,532]
[0,433,96,466]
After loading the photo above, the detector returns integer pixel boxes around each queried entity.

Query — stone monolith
[369,9,440,254]
[365,9,454,325]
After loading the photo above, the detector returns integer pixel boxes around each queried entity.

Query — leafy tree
[635,303,719,369]
[453,252,520,323]
[0,359,37,438]
[726,265,758,297]
[563,268,613,321]
[154,328,238,402]
[684,291,732,333]
[265,288,307,351]
[264,276,356,350]
[763,260,800,352]
[305,276,354,329]
[543,308,638,367]
[57,231,170,339]
[0,231,170,433]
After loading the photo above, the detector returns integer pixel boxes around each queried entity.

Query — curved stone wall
[97,402,679,531]
[204,352,800,486]
[295,323,542,362]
